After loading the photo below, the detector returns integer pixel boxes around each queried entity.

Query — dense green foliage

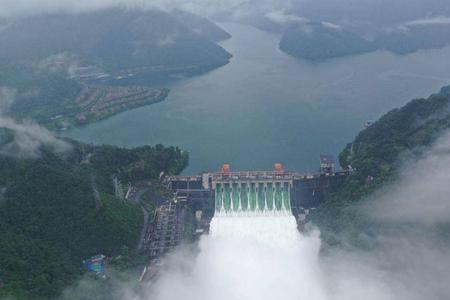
[88,144,188,183]
[0,62,82,123]
[312,86,450,247]
[0,139,188,299]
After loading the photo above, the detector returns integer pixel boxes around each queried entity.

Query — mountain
[278,15,450,61]
[312,86,450,247]
[0,8,232,84]
[0,8,232,130]
[0,135,188,300]
[375,23,450,55]
[279,22,376,61]
[171,9,232,42]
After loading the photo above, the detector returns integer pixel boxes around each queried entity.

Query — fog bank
[132,130,450,300]
[0,87,70,158]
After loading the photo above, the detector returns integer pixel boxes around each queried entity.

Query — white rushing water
[148,215,328,300]
[138,211,450,300]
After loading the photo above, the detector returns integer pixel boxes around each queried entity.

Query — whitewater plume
[147,215,326,300]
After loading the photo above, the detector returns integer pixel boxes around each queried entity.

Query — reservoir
[66,23,450,174]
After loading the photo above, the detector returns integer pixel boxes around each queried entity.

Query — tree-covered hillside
[279,22,376,61]
[0,8,232,130]
[0,8,231,76]
[312,86,450,247]
[374,23,450,55]
[279,21,450,61]
[0,135,188,300]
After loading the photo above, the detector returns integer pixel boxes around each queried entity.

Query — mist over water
[144,132,450,300]
[60,130,450,300]
[147,216,327,300]
[142,214,449,300]
[143,214,405,300]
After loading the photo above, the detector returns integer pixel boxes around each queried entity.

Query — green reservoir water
[66,23,450,174]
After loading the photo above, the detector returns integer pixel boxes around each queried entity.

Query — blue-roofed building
[84,254,106,276]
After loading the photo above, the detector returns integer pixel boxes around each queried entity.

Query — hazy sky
[0,0,289,18]
[1,0,449,27]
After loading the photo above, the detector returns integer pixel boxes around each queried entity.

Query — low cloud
[0,87,16,113]
[135,130,450,300]
[265,9,308,25]
[51,129,450,300]
[0,0,295,20]
[405,16,450,27]
[35,53,81,76]
[155,32,180,47]
[0,117,71,158]
[368,130,450,225]
[320,129,450,299]
[0,87,71,159]
[321,21,341,30]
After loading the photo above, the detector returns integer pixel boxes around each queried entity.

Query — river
[66,23,450,174]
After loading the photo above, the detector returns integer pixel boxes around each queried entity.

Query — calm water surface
[66,23,450,174]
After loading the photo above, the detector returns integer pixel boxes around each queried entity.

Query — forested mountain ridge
[0,133,188,300]
[279,20,450,61]
[312,86,450,247]
[0,8,231,74]
[0,8,232,130]
[280,22,376,61]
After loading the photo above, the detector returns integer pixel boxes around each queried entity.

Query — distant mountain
[0,8,232,129]
[0,8,232,83]
[171,9,231,42]
[278,15,450,61]
[279,22,376,61]
[0,137,188,299]
[375,23,450,55]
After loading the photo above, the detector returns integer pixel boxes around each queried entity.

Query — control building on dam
[164,156,350,218]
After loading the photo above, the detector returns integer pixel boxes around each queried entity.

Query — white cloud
[265,9,309,25]
[134,130,450,300]
[0,117,71,158]
[0,87,16,113]
[404,16,450,27]
[55,129,450,300]
[369,130,450,225]
[155,32,180,47]
[0,0,299,21]
[0,87,71,158]
[321,21,341,30]
[35,53,81,75]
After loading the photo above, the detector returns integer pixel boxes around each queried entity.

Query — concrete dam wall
[165,161,350,218]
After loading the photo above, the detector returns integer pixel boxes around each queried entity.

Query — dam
[164,156,350,220]
[212,168,293,217]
